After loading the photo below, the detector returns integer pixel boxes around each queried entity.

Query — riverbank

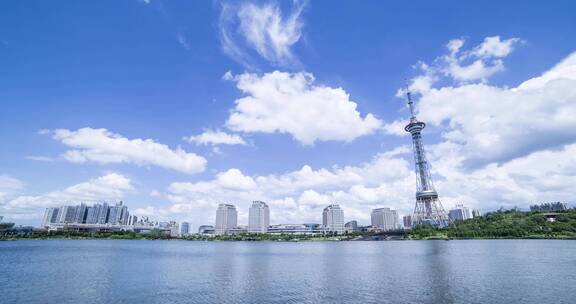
[2,209,575,241]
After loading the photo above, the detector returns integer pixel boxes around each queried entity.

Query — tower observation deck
[404,90,449,227]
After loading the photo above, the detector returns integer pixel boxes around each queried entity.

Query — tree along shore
[2,209,575,241]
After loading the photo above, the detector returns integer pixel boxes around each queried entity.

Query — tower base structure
[412,191,449,228]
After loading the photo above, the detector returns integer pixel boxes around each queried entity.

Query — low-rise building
[344,220,359,233]
[268,223,325,235]
[198,225,215,235]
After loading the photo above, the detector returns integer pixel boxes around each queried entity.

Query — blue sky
[1,0,576,228]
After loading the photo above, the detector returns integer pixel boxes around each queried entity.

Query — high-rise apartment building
[73,203,88,224]
[179,222,190,236]
[56,205,78,224]
[127,215,138,226]
[97,203,109,224]
[371,208,399,231]
[85,204,107,224]
[248,201,270,233]
[42,207,60,227]
[108,201,129,225]
[472,209,482,218]
[43,202,132,227]
[448,204,473,221]
[403,215,412,229]
[215,204,238,235]
[322,204,345,234]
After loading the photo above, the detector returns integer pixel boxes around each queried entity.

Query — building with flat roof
[448,204,473,221]
[344,220,359,233]
[371,208,399,231]
[179,222,190,236]
[268,223,324,235]
[403,215,412,229]
[472,209,481,218]
[42,207,60,227]
[323,204,345,234]
[215,204,238,235]
[248,201,270,233]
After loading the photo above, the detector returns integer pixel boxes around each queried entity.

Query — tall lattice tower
[404,89,449,227]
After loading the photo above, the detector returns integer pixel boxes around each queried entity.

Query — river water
[1,240,574,304]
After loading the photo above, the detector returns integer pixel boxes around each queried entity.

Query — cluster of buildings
[530,202,567,212]
[203,201,483,236]
[42,202,132,227]
[201,202,402,236]
[41,202,190,237]
[39,200,483,237]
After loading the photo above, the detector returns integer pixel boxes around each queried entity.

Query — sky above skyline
[1,0,575,229]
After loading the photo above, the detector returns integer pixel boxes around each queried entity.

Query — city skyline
[35,199,488,233]
[1,1,576,228]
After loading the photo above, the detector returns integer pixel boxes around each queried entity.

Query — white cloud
[137,150,415,229]
[380,50,576,216]
[225,71,382,145]
[216,168,257,190]
[473,36,520,58]
[25,155,55,162]
[0,173,133,220]
[185,130,246,146]
[447,58,504,82]
[429,142,576,212]
[177,33,191,51]
[444,36,520,82]
[139,49,576,231]
[405,36,521,91]
[417,51,576,166]
[0,175,24,201]
[47,128,207,174]
[219,0,306,67]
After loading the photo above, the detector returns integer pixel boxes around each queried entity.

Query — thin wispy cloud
[402,36,522,95]
[25,156,55,162]
[219,0,307,69]
[177,33,191,51]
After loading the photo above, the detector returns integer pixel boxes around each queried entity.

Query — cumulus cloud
[142,49,576,230]
[473,36,520,58]
[225,71,382,145]
[404,36,521,93]
[47,128,207,174]
[0,173,133,220]
[416,51,576,166]
[219,0,306,68]
[0,175,24,201]
[429,142,576,213]
[184,130,246,146]
[137,150,415,229]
